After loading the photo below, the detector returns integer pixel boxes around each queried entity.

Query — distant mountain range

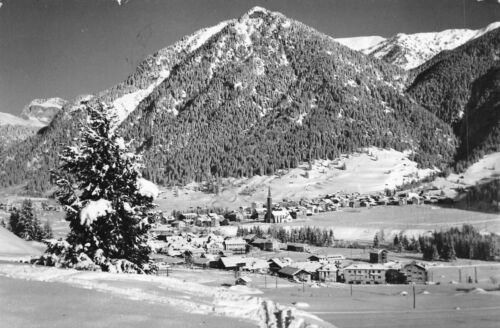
[0,97,67,152]
[0,7,499,195]
[336,22,500,70]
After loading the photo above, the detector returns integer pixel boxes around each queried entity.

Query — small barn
[219,256,247,270]
[235,276,252,286]
[287,243,310,252]
[278,266,312,282]
[251,238,280,251]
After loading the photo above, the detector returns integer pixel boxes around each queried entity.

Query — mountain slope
[340,22,500,70]
[407,27,500,125]
[0,112,44,153]
[0,7,457,194]
[0,98,67,153]
[405,27,500,171]
[455,67,500,168]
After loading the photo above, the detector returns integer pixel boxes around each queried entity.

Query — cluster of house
[271,190,454,217]
[149,229,430,285]
[0,200,61,212]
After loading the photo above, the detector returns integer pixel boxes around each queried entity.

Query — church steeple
[265,186,273,223]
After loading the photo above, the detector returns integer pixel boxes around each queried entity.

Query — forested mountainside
[0,7,457,194]
[454,67,500,170]
[406,28,500,170]
[118,8,456,185]
[407,28,500,125]
[0,125,40,154]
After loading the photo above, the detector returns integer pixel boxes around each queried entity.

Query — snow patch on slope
[111,69,170,126]
[182,20,230,53]
[449,152,500,185]
[335,36,386,51]
[0,112,44,127]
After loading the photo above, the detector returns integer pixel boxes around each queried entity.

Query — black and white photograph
[0,0,499,327]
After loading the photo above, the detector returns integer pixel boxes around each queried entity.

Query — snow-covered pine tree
[47,102,158,273]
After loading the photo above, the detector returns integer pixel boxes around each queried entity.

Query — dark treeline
[7,199,53,241]
[419,224,499,261]
[237,225,334,247]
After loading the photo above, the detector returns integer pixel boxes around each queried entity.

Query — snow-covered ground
[0,262,334,328]
[432,152,500,199]
[0,227,44,259]
[0,111,45,127]
[334,36,386,51]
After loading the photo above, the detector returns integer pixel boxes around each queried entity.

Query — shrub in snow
[43,103,159,273]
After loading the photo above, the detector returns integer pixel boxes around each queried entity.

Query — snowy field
[0,261,333,328]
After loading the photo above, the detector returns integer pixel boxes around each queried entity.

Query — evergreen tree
[48,103,158,272]
[8,200,43,241]
[42,220,54,239]
[8,208,22,236]
[373,234,380,248]
[431,244,440,261]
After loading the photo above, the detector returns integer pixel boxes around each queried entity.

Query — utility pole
[413,284,416,309]
[459,269,462,283]
[265,274,267,289]
[350,284,353,296]
[474,267,478,283]
[275,275,278,288]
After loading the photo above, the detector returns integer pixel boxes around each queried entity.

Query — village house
[308,254,345,267]
[343,263,388,284]
[317,263,338,282]
[206,241,224,255]
[287,243,310,252]
[251,238,280,251]
[223,238,247,254]
[278,266,312,282]
[402,261,428,284]
[370,249,388,264]
[195,215,212,227]
[218,256,247,270]
[191,257,211,269]
[179,212,198,222]
[268,258,286,273]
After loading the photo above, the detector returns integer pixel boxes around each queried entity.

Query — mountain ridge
[0,7,458,194]
[338,22,500,70]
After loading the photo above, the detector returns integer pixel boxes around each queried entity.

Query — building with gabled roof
[402,261,428,284]
[219,256,247,270]
[278,266,311,282]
